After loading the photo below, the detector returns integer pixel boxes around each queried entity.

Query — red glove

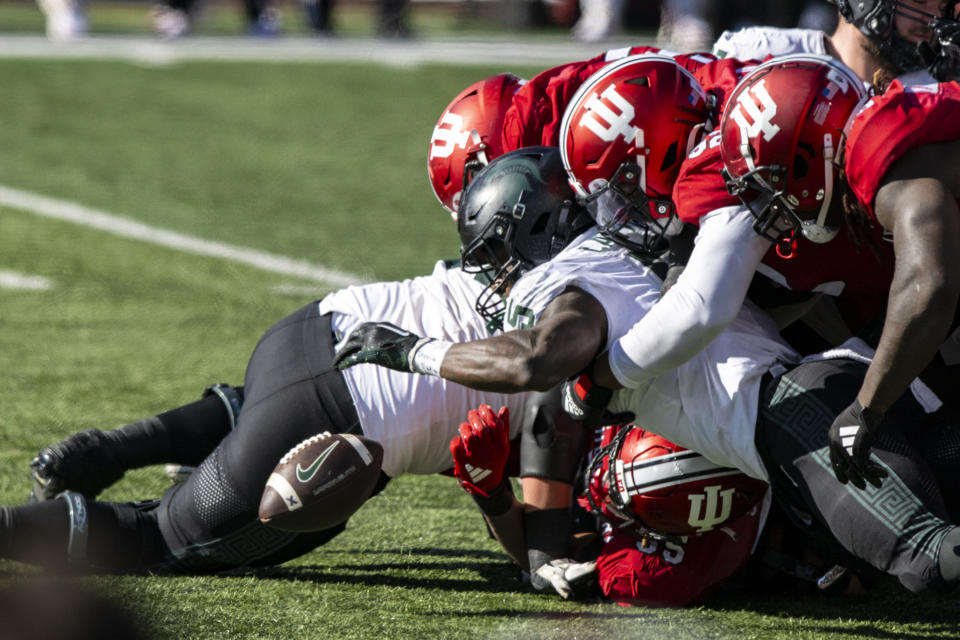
[450,404,510,497]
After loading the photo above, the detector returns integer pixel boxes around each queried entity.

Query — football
[258,431,384,533]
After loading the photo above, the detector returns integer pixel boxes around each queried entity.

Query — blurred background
[0,0,838,49]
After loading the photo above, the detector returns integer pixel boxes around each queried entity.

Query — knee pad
[519,387,586,484]
[57,491,89,566]
[164,384,245,482]
[203,384,245,431]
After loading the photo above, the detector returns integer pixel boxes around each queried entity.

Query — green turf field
[0,56,959,640]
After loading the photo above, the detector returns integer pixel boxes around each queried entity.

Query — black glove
[918,20,960,81]
[333,321,428,372]
[525,508,596,600]
[827,399,888,490]
[560,370,633,429]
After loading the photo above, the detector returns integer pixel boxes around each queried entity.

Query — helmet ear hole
[659,141,679,174]
[792,154,809,180]
[529,211,552,237]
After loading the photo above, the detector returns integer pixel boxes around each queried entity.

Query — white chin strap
[802,133,838,244]
[470,129,489,166]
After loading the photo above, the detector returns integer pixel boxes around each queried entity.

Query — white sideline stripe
[0,270,52,290]
[0,185,369,288]
[0,35,648,68]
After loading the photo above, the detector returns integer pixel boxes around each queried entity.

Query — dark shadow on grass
[427,609,653,621]
[319,547,506,560]
[217,553,524,595]
[700,581,960,635]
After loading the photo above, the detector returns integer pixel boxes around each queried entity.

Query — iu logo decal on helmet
[582,425,767,539]
[559,53,710,254]
[427,73,526,220]
[720,54,868,247]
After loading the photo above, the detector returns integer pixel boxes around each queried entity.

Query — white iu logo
[730,78,781,143]
[580,85,641,144]
[687,485,735,532]
[429,112,472,160]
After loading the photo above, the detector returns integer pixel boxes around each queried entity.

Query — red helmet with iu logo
[427,73,526,220]
[582,425,767,539]
[560,53,710,253]
[720,54,867,244]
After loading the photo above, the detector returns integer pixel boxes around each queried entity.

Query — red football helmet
[582,425,767,539]
[427,73,526,220]
[560,53,710,253]
[720,54,867,245]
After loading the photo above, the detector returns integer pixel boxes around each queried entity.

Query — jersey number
[637,537,686,565]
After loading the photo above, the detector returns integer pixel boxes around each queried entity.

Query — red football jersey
[583,425,765,607]
[671,57,767,225]
[596,500,763,607]
[674,128,894,331]
[845,80,960,221]
[500,47,719,151]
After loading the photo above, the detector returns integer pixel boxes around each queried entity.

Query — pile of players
[6,0,960,608]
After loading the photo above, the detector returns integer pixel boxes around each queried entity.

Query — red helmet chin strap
[776,229,798,259]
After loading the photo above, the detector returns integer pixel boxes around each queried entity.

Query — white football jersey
[712,25,936,85]
[609,299,798,481]
[319,260,525,477]
[712,26,828,60]
[508,230,797,481]
[503,229,662,352]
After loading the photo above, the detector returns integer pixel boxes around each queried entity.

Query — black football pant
[156,302,385,572]
[1,303,384,573]
[756,358,959,592]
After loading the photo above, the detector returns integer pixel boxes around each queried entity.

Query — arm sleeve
[608,206,772,388]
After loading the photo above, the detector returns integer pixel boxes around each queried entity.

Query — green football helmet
[457,146,593,325]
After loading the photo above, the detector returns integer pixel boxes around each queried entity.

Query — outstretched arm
[335,288,609,394]
[450,405,596,599]
[592,206,772,389]
[440,288,607,392]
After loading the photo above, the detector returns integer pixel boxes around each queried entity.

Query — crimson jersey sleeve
[596,502,763,607]
[691,56,761,113]
[673,130,740,225]
[500,47,718,152]
[672,127,894,332]
[845,80,960,221]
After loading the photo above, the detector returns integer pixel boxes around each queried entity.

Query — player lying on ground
[0,146,594,577]
[449,404,778,605]
[336,91,960,594]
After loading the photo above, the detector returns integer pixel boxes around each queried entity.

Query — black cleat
[29,428,125,502]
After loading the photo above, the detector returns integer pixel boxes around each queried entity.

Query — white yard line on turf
[0,269,52,290]
[0,184,369,288]
[0,34,647,68]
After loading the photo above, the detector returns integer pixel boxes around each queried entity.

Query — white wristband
[409,338,453,376]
